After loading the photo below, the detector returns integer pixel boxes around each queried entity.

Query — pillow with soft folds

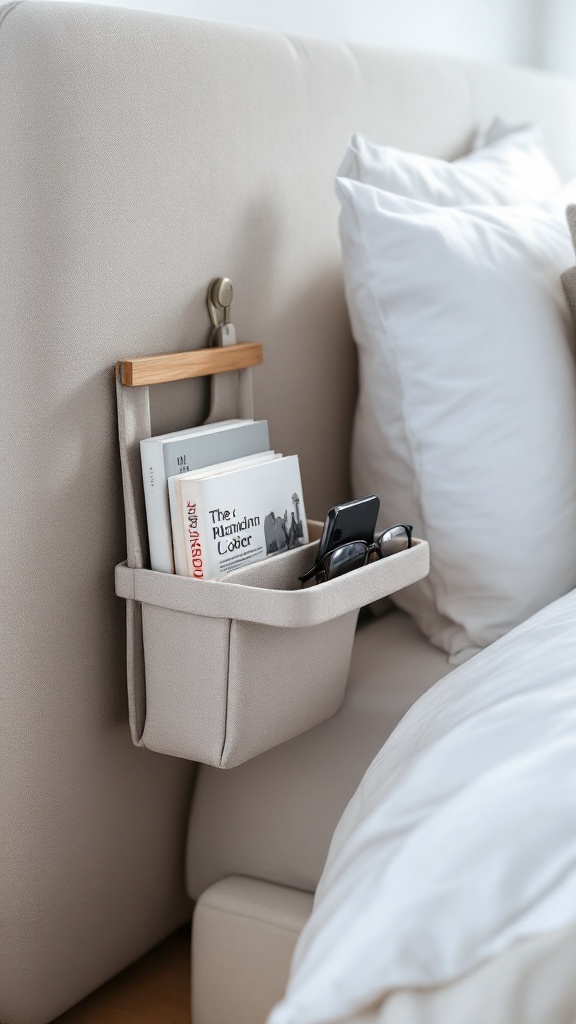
[337,122,561,205]
[336,176,576,661]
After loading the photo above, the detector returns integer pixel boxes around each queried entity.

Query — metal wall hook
[207,277,234,328]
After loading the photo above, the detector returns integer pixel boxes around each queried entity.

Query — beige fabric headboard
[3,3,576,1021]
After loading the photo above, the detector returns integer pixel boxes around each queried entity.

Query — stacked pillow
[338,122,562,205]
[336,123,576,662]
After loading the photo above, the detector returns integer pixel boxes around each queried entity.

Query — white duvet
[268,590,576,1024]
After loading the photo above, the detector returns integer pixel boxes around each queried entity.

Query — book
[169,454,308,579]
[140,419,270,573]
[168,451,280,576]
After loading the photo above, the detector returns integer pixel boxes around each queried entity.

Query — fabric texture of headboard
[2,3,576,1021]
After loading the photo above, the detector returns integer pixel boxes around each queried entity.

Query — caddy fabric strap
[115,363,254,744]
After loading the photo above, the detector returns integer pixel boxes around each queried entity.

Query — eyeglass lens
[323,541,369,580]
[300,524,413,584]
[377,525,412,557]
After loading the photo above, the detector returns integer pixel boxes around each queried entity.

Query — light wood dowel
[119,342,263,386]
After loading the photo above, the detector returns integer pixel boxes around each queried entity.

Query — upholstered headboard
[3,4,576,1021]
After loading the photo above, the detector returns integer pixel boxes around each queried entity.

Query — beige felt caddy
[115,344,430,768]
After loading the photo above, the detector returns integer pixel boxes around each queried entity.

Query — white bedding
[268,590,576,1024]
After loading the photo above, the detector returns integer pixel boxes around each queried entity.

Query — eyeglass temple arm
[298,563,320,583]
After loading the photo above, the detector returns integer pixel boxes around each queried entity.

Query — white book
[171,454,308,579]
[168,451,279,576]
[140,418,270,573]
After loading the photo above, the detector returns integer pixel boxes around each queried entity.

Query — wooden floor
[54,927,191,1024]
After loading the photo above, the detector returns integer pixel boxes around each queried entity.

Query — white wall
[52,0,541,68]
[533,0,576,77]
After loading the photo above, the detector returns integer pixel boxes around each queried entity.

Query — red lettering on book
[186,502,203,579]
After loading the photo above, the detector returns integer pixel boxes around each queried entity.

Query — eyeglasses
[299,524,413,585]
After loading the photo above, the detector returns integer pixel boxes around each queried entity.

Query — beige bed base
[193,877,313,1024]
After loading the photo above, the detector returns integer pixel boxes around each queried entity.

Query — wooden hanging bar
[118,341,263,387]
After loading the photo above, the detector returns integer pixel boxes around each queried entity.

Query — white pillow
[336,176,576,661]
[337,122,561,205]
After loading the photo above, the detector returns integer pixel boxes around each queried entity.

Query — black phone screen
[317,495,380,562]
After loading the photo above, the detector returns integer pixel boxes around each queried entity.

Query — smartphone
[317,495,380,562]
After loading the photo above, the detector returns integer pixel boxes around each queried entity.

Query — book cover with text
[172,455,308,579]
[168,451,278,575]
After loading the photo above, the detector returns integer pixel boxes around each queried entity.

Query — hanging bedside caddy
[114,294,430,769]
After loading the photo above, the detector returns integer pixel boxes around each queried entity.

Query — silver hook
[207,277,234,328]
